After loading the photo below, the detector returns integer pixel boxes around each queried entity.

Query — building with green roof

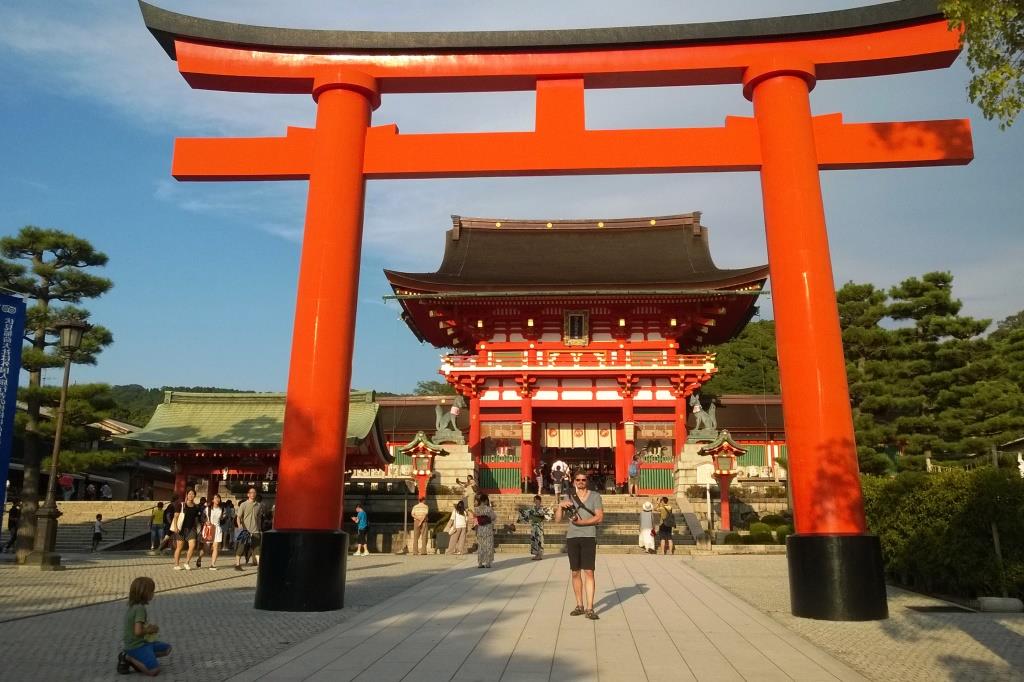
[117,391,389,498]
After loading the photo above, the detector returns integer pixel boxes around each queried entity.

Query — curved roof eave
[383,265,770,294]
[140,0,941,60]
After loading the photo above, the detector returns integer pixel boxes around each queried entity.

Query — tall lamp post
[30,319,88,570]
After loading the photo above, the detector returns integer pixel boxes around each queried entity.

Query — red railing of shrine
[443,350,714,372]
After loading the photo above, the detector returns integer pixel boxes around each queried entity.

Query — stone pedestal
[23,505,64,570]
[432,444,476,493]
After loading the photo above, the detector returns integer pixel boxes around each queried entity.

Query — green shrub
[775,524,793,544]
[748,522,772,535]
[723,533,742,545]
[745,532,774,545]
[862,468,1024,599]
[760,514,786,528]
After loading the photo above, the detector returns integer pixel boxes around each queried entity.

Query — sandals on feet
[585,610,600,620]
[570,605,586,616]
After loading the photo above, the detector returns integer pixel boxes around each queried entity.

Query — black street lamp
[29,319,88,570]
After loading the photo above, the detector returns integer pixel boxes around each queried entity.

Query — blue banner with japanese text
[0,293,26,510]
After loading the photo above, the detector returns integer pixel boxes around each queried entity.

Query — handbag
[170,506,183,534]
[201,522,215,542]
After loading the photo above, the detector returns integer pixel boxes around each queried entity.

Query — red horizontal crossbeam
[172,115,972,181]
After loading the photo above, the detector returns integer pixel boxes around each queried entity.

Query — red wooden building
[386,213,768,493]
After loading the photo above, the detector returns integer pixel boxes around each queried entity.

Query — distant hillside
[109,384,250,427]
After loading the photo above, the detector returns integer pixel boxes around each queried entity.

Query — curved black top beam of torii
[140,0,943,60]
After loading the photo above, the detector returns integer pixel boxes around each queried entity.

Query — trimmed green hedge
[748,522,772,535]
[775,524,793,544]
[744,531,774,545]
[862,468,1024,599]
[723,533,743,545]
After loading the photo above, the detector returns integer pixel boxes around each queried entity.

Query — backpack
[662,506,676,528]
[628,461,639,477]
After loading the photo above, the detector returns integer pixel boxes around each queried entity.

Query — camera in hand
[563,495,581,522]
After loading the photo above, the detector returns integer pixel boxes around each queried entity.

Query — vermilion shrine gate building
[141,0,973,618]
[387,212,771,495]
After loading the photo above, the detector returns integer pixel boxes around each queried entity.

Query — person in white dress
[204,494,225,570]
[639,501,657,554]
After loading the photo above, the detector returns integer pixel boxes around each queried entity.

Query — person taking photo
[554,470,604,620]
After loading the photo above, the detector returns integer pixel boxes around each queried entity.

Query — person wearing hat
[639,501,657,554]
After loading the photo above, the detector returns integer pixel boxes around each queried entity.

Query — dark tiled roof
[385,214,768,292]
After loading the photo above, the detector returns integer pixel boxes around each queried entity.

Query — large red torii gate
[140,0,972,618]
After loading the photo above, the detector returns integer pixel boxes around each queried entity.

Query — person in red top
[58,474,75,501]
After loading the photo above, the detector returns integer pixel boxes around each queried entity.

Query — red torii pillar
[140,0,973,617]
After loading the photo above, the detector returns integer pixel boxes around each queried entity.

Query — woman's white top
[208,506,223,543]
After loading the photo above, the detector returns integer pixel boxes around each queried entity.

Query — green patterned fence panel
[639,467,673,491]
[479,465,521,491]
[737,444,766,468]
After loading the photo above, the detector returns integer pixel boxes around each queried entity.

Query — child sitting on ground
[119,576,172,676]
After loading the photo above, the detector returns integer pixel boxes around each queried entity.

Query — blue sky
[1,1,1021,394]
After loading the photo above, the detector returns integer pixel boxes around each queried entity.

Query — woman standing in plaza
[472,494,498,568]
[639,501,657,554]
[172,489,202,570]
[203,494,224,570]
[220,499,235,551]
[444,501,470,555]
[518,495,553,561]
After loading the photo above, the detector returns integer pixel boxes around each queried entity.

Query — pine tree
[704,319,780,395]
[837,282,896,475]
[885,272,990,458]
[0,226,113,562]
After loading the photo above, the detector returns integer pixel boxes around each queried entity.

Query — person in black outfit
[157,495,177,554]
[172,490,203,570]
[3,500,21,552]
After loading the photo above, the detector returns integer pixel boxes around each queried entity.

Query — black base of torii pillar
[254,530,349,611]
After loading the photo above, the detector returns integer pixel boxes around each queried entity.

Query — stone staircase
[488,494,694,555]
[3,501,157,554]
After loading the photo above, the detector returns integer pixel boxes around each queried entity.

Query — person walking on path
[657,496,675,555]
[533,463,545,495]
[119,576,172,676]
[203,494,224,570]
[639,501,657,553]
[91,513,104,552]
[352,504,370,556]
[517,495,553,561]
[472,494,498,568]
[3,499,21,552]
[220,499,235,551]
[172,490,202,570]
[410,497,429,555]
[627,454,642,497]
[157,496,177,554]
[149,502,164,551]
[444,500,469,555]
[234,487,263,571]
[555,469,604,620]
[550,464,566,497]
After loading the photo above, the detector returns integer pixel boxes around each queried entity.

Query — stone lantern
[398,431,448,500]
[699,430,746,532]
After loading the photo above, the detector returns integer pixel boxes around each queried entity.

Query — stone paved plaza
[687,556,1024,682]
[0,551,1021,681]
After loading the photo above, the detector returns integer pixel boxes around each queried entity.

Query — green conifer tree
[0,226,113,562]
